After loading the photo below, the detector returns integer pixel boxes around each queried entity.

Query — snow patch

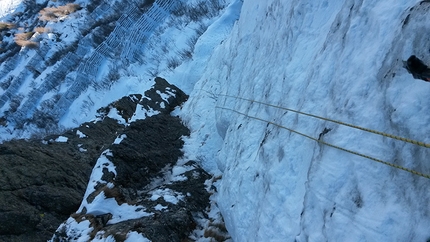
[85,192,152,224]
[76,130,87,138]
[150,188,185,205]
[154,204,168,211]
[55,136,68,142]
[129,104,160,122]
[51,218,93,242]
[78,149,117,212]
[113,134,127,144]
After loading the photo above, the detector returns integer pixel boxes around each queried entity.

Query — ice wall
[182,0,430,241]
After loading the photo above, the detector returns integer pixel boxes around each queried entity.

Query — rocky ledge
[0,78,224,242]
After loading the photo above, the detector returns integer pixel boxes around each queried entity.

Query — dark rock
[0,117,122,241]
[0,210,40,235]
[164,161,211,213]
[111,114,190,190]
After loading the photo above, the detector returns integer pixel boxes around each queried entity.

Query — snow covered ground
[1,0,430,241]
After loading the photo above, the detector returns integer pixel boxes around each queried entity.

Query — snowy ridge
[0,0,120,126]
[0,69,29,108]
[9,52,81,125]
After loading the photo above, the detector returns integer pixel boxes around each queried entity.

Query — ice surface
[179,0,430,241]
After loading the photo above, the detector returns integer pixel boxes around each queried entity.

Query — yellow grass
[39,3,81,22]
[34,27,51,33]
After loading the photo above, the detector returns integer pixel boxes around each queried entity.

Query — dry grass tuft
[34,26,51,33]
[19,40,40,49]
[0,22,15,31]
[14,32,34,41]
[203,228,228,242]
[39,3,82,22]
[14,32,39,49]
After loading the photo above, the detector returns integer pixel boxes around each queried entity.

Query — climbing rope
[215,106,430,179]
[219,94,430,149]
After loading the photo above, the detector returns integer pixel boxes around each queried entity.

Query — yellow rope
[219,94,430,148]
[216,106,430,179]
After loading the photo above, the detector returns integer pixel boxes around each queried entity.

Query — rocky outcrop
[0,77,214,241]
[0,115,122,242]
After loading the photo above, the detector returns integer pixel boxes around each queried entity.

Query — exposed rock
[64,159,212,242]
[111,114,190,190]
[0,116,122,241]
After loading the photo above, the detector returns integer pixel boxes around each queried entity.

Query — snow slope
[0,0,235,140]
[180,0,430,241]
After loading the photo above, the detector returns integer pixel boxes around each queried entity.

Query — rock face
[0,78,213,241]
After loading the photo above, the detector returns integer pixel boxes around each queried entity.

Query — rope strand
[219,94,430,148]
[215,105,430,179]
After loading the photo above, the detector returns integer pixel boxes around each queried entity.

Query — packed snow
[1,0,430,241]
